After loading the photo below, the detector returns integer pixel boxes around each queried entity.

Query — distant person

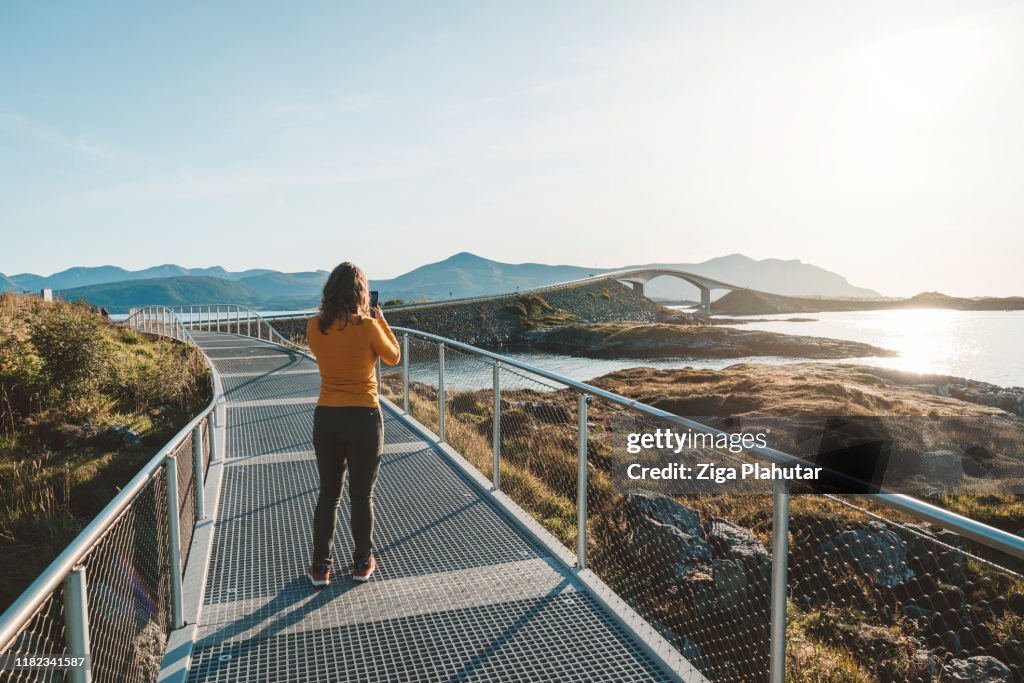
[305,262,400,586]
[100,306,110,319]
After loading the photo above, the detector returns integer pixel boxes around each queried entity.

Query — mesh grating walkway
[185,331,675,683]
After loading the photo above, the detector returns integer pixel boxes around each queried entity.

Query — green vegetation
[0,293,210,609]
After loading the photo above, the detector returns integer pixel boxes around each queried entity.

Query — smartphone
[369,290,379,309]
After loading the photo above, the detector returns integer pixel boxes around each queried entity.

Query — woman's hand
[371,306,385,321]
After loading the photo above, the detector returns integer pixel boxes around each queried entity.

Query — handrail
[182,304,1024,563]
[0,307,223,652]
[387,327,1024,560]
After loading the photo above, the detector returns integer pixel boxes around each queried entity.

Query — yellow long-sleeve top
[306,314,401,408]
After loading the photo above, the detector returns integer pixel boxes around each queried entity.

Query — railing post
[401,334,409,414]
[192,425,206,520]
[576,394,591,569]
[437,343,446,442]
[216,305,221,332]
[63,565,92,683]
[208,410,220,463]
[769,479,790,683]
[493,361,501,491]
[165,456,184,630]
[246,309,251,337]
[189,305,193,329]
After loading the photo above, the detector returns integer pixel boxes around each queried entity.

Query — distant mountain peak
[446,251,487,263]
[706,253,755,265]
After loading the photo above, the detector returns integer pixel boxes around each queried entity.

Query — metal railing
[0,307,223,683]
[156,304,309,351]
[186,306,1024,682]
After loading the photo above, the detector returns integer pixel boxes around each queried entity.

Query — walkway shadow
[196,575,357,649]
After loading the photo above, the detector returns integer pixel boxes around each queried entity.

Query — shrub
[30,304,112,398]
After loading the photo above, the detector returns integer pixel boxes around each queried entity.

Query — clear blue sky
[2,1,1022,296]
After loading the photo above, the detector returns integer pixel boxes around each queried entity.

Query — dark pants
[311,406,383,566]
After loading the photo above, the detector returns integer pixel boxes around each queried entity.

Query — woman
[306,262,400,586]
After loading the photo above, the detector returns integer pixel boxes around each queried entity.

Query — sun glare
[850,22,996,115]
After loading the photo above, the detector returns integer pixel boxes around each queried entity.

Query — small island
[517,322,894,359]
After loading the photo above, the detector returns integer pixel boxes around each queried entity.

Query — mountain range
[0,252,881,311]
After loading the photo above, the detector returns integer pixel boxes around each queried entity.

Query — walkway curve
[181,330,694,683]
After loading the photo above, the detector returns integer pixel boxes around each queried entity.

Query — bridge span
[378,267,748,316]
[2,305,1023,683]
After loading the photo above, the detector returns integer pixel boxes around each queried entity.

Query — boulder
[520,400,573,424]
[707,517,771,585]
[942,655,1011,682]
[623,489,704,535]
[104,424,143,448]
[820,521,914,587]
[899,524,968,586]
[712,559,748,608]
[620,490,713,581]
[918,450,963,485]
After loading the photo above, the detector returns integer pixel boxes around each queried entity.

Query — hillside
[57,276,262,312]
[370,252,599,301]
[239,271,329,298]
[0,293,210,611]
[0,273,19,293]
[9,264,284,291]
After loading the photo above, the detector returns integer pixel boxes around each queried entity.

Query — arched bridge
[2,305,1022,683]
[386,268,748,316]
[557,268,747,315]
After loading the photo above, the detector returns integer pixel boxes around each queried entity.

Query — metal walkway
[185,331,675,682]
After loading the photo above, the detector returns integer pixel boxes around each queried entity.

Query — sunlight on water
[715,309,1024,387]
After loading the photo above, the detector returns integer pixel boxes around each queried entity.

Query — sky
[1,0,1022,297]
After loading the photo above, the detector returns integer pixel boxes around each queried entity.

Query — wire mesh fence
[787,494,1024,681]
[79,470,171,683]
[579,398,777,681]
[0,593,67,683]
[492,362,581,551]
[379,330,1024,682]
[401,336,443,436]
[173,436,197,575]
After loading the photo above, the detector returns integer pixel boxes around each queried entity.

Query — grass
[0,293,210,610]
[380,362,1024,681]
[512,293,578,329]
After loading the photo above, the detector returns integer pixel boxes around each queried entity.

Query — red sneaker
[308,563,331,587]
[353,555,376,582]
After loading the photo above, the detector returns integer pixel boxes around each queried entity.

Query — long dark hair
[318,262,369,334]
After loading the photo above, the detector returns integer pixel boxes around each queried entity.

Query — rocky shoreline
[516,323,895,360]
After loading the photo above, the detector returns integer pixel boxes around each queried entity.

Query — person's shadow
[190,576,359,668]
